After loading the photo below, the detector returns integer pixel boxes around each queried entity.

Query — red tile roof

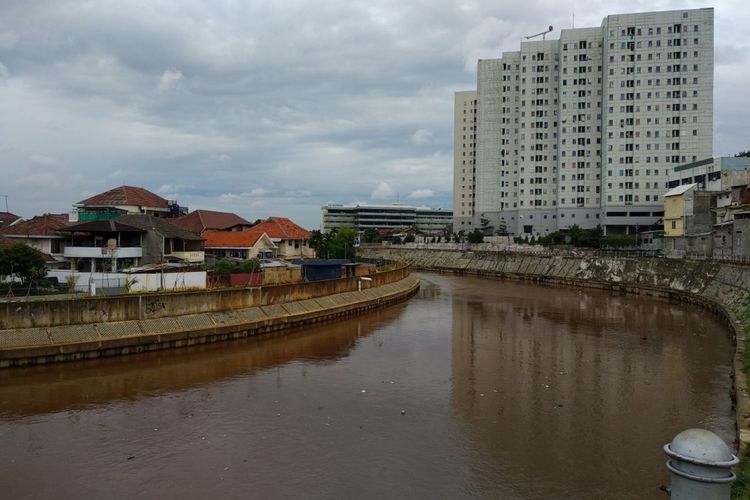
[0,213,70,237]
[203,229,271,248]
[0,212,20,227]
[77,185,169,209]
[250,217,310,240]
[171,210,252,233]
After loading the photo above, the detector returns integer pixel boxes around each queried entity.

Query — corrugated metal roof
[664,183,697,197]
[117,215,203,241]
[61,219,145,233]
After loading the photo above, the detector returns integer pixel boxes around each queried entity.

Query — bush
[0,243,47,285]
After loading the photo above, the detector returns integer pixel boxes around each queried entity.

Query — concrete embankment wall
[0,264,411,330]
[0,273,419,368]
[361,248,750,449]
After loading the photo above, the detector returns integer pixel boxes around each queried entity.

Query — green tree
[308,230,325,256]
[330,227,357,259]
[467,229,484,243]
[403,233,415,243]
[362,228,380,243]
[237,258,261,273]
[0,243,47,285]
[213,259,237,278]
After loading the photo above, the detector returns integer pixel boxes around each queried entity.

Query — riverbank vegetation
[733,297,750,499]
[309,228,357,260]
[514,225,636,248]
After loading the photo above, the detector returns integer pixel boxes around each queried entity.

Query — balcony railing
[63,247,143,258]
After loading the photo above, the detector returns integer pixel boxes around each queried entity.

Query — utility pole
[1,194,8,213]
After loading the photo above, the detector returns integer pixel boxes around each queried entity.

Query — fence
[47,270,207,293]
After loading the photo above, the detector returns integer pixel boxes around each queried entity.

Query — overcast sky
[0,0,746,228]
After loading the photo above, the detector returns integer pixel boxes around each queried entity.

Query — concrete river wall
[361,248,750,450]
[0,264,418,368]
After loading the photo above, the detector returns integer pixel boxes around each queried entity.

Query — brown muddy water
[0,273,735,499]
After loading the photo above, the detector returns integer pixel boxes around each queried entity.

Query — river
[0,273,735,499]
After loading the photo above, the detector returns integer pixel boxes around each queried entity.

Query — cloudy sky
[0,0,747,228]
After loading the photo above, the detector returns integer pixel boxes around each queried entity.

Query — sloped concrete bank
[0,275,420,368]
[362,248,750,451]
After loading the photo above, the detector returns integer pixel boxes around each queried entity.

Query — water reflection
[448,274,734,498]
[0,305,407,417]
[0,273,735,500]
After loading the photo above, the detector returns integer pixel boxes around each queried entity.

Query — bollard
[664,428,738,499]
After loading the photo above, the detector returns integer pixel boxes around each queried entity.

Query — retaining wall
[361,248,750,450]
[0,274,420,368]
[0,263,411,330]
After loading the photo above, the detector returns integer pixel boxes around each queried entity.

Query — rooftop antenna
[572,12,575,28]
[1,194,7,213]
[525,25,554,41]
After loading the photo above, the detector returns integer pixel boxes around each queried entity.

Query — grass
[733,447,750,499]
[734,297,750,499]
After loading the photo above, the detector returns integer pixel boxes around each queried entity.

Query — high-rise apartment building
[454,8,713,236]
[453,90,477,226]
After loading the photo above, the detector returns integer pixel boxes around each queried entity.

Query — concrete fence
[47,270,207,293]
[1,262,410,330]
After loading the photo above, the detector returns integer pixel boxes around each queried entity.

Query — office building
[321,204,452,235]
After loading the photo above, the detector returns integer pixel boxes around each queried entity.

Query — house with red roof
[0,213,71,264]
[203,229,277,261]
[0,212,21,229]
[248,217,314,259]
[71,185,185,222]
[171,209,253,234]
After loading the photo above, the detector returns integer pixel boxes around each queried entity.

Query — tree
[0,243,47,285]
[736,151,750,157]
[480,217,494,236]
[362,228,380,243]
[403,233,415,243]
[308,230,325,256]
[467,229,484,243]
[330,227,357,259]
[237,258,261,273]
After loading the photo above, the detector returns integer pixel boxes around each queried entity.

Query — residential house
[0,212,21,229]
[203,230,277,261]
[70,185,186,222]
[61,215,204,272]
[0,213,71,265]
[663,184,715,257]
[249,217,313,259]
[171,209,253,234]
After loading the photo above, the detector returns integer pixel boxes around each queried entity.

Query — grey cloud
[0,0,746,228]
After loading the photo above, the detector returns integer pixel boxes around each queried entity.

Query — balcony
[168,251,205,263]
[64,247,143,259]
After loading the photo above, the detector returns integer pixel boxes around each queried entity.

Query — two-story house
[61,215,204,271]
[70,185,186,222]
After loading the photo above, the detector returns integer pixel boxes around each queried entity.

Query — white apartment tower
[453,90,478,226]
[454,8,713,236]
